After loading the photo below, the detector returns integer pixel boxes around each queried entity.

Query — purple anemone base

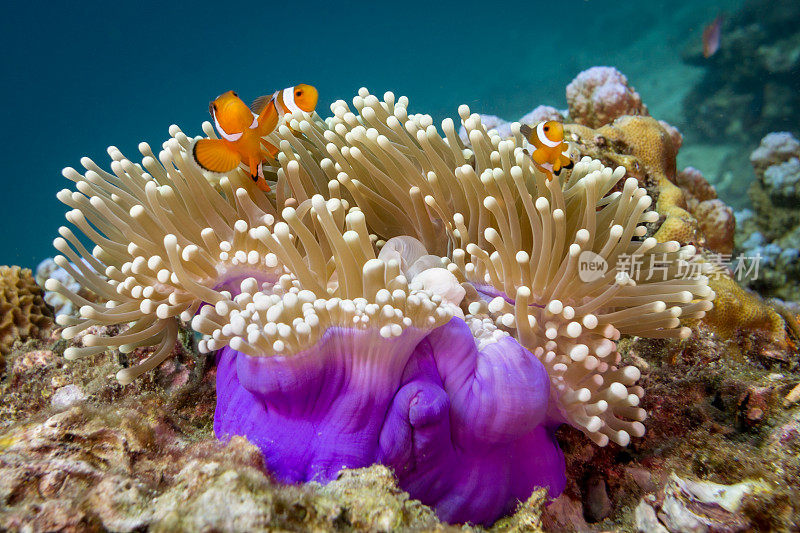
[214,318,566,525]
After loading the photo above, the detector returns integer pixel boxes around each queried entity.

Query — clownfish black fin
[563,160,574,170]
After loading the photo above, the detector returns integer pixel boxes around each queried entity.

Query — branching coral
[48,88,713,524]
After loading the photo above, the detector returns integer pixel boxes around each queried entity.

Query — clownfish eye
[296,90,302,96]
[543,126,550,131]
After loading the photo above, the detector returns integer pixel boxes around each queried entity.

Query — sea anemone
[48,88,713,524]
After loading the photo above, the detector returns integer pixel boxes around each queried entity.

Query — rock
[541,494,589,531]
[647,473,763,532]
[51,384,85,410]
[635,499,669,533]
[585,476,612,522]
[491,488,547,532]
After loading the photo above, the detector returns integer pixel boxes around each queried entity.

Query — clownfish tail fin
[519,123,534,141]
[193,139,241,173]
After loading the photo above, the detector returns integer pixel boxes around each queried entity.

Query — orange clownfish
[519,121,573,181]
[193,84,318,191]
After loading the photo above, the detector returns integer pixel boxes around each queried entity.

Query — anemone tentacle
[49,87,714,525]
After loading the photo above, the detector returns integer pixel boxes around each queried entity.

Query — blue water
[1,0,741,268]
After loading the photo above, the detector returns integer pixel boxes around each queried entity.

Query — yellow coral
[705,275,785,344]
[0,266,53,362]
[568,116,701,244]
[566,116,784,345]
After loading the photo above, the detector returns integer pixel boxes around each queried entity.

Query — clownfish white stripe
[249,113,259,130]
[282,86,304,115]
[537,122,560,148]
[213,111,243,142]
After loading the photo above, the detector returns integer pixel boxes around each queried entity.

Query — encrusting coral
[47,88,713,524]
[0,266,53,366]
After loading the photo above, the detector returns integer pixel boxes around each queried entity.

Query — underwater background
[1,0,748,268]
[2,0,800,530]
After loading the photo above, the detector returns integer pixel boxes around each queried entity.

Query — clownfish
[193,84,318,191]
[519,121,573,181]
[250,84,318,119]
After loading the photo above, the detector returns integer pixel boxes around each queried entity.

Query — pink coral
[673,167,734,254]
[694,199,735,255]
[519,105,565,126]
[566,67,648,128]
[676,166,717,208]
[658,120,683,152]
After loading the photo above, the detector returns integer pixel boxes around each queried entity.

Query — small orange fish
[251,84,318,119]
[702,15,724,58]
[519,121,573,181]
[193,85,318,191]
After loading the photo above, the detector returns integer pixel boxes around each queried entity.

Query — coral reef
[0,266,53,370]
[3,299,798,531]
[43,88,714,524]
[565,116,701,247]
[0,64,796,529]
[0,330,450,531]
[552,322,800,531]
[564,115,789,348]
[566,67,648,129]
[457,105,564,143]
[736,132,800,301]
[675,167,735,255]
[682,0,800,145]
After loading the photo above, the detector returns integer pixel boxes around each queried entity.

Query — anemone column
[380,318,566,525]
[215,327,428,482]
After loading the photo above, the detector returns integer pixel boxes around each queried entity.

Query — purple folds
[214,318,566,525]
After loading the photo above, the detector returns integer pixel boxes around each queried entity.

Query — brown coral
[0,266,53,366]
[677,167,736,255]
[694,200,736,255]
